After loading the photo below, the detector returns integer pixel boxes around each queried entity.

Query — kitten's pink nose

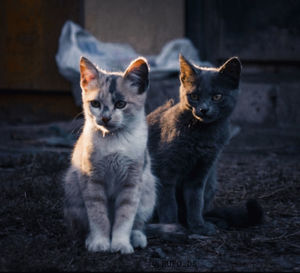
[102,116,111,124]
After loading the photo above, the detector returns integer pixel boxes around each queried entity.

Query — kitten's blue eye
[91,100,101,108]
[212,94,223,101]
[115,100,127,109]
[190,93,199,101]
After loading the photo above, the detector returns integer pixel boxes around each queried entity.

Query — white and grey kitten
[64,56,156,254]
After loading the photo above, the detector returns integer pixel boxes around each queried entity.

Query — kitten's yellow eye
[115,100,127,109]
[91,100,101,108]
[190,93,199,101]
[212,94,223,101]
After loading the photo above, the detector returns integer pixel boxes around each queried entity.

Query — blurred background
[0,0,299,129]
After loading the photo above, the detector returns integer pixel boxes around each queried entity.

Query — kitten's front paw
[190,221,216,236]
[131,230,147,249]
[111,239,134,254]
[85,233,110,252]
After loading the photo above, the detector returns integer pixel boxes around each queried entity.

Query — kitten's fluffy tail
[146,199,263,241]
[146,224,188,242]
[204,199,264,229]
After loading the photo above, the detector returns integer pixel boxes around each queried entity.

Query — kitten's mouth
[192,109,205,122]
[192,111,215,123]
[95,120,116,136]
[99,122,114,129]
[193,112,204,122]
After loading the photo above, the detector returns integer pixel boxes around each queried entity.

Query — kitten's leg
[204,165,217,213]
[64,168,89,240]
[131,219,147,249]
[184,179,216,235]
[131,165,156,249]
[80,179,110,252]
[111,169,141,254]
[157,181,178,223]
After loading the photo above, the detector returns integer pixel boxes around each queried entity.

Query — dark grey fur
[147,55,262,235]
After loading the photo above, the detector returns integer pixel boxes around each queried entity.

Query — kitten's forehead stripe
[105,76,126,103]
[109,77,117,94]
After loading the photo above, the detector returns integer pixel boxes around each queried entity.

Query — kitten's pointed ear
[219,57,242,84]
[124,57,149,94]
[80,56,99,91]
[179,54,197,87]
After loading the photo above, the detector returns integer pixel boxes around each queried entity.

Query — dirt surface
[0,120,299,272]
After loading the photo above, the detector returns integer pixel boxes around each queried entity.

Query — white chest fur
[89,115,147,162]
[86,116,147,197]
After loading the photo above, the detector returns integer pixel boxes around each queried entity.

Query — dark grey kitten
[147,55,262,235]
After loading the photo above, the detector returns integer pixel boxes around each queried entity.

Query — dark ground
[0,120,299,272]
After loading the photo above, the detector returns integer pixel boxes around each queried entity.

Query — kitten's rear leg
[184,184,216,235]
[157,181,178,223]
[131,167,156,249]
[64,168,89,241]
[203,166,228,228]
[204,166,217,213]
[131,221,147,249]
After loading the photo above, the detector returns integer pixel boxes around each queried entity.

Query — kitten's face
[80,57,149,134]
[179,55,241,123]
